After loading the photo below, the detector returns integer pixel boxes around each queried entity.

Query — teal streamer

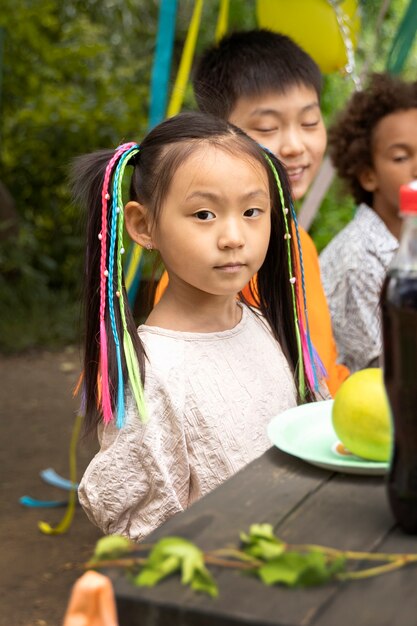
[149,0,178,128]
[386,0,417,75]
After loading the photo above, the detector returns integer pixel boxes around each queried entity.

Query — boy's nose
[279,129,304,158]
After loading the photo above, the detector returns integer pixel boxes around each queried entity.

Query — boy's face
[360,108,417,220]
[228,84,327,201]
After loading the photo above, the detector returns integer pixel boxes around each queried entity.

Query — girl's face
[152,145,271,300]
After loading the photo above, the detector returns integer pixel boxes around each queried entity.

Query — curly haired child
[320,73,417,372]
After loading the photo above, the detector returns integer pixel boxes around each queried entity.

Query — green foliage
[257,551,345,587]
[309,179,355,253]
[89,524,416,596]
[240,523,286,560]
[135,536,218,597]
[0,0,154,351]
[241,524,346,588]
[91,535,135,562]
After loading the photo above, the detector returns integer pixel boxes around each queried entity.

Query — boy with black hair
[157,29,349,395]
[320,72,417,372]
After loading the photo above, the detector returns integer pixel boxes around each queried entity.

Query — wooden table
[112,446,417,626]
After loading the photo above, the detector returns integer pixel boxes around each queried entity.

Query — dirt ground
[1,348,102,626]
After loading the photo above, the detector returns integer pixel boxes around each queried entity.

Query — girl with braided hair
[73,111,325,541]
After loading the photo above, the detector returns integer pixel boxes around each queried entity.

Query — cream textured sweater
[78,305,297,541]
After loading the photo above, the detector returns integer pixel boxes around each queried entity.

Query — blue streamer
[149,0,178,128]
[20,496,68,508]
[40,468,78,491]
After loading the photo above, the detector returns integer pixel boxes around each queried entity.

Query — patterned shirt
[319,204,399,373]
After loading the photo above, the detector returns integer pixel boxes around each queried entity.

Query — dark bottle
[382,181,417,534]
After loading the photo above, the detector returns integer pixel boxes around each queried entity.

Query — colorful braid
[99,142,147,427]
[115,148,148,427]
[263,153,306,399]
[289,203,326,391]
[107,146,136,426]
[263,151,326,398]
[99,144,132,424]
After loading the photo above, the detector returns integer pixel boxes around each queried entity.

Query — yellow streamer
[38,412,83,535]
[124,243,143,292]
[215,0,229,41]
[167,0,204,118]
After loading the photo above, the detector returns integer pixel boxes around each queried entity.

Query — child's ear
[358,167,377,192]
[124,201,154,249]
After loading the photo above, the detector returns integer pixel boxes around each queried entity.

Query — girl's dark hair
[328,73,417,206]
[71,111,314,434]
[193,29,323,120]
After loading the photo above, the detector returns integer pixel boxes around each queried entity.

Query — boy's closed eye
[253,126,278,134]
[302,120,320,128]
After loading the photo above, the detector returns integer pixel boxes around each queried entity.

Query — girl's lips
[214,263,246,273]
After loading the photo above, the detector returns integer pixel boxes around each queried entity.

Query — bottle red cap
[400,181,417,214]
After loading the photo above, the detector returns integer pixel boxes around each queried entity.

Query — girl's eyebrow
[186,189,269,202]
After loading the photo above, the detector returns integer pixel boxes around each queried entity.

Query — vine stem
[209,548,263,565]
[86,557,148,569]
[288,543,417,563]
[204,553,260,570]
[337,558,409,580]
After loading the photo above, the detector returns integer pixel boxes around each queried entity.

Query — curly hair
[328,73,417,206]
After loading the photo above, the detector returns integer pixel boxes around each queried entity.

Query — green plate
[267,400,388,476]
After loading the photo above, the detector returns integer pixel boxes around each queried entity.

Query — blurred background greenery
[0,0,416,352]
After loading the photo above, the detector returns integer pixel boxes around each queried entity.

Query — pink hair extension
[99,143,136,424]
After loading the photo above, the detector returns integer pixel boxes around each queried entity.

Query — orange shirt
[153,225,349,396]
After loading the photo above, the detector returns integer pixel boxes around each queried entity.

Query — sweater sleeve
[78,373,189,542]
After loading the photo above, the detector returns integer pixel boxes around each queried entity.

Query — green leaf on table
[91,535,134,562]
[258,551,347,587]
[135,537,218,597]
[240,524,286,561]
[190,566,219,598]
[136,555,180,586]
[242,524,277,541]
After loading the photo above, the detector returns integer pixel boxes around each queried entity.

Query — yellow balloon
[257,0,360,74]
